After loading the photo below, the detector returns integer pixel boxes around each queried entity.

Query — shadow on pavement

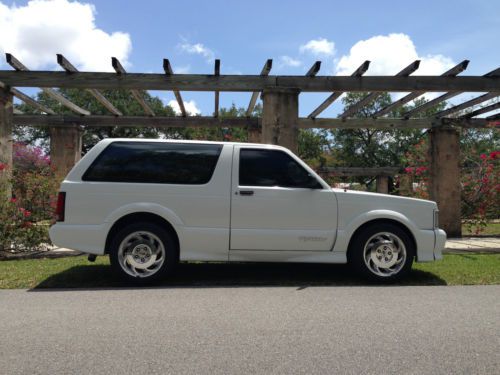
[30,262,446,290]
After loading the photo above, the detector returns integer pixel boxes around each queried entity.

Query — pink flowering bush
[0,143,57,253]
[403,139,499,234]
[462,151,500,234]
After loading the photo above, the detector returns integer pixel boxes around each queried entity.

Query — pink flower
[480,154,487,160]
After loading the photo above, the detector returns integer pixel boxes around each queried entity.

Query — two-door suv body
[50,139,446,282]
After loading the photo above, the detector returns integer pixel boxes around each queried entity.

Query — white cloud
[300,38,335,56]
[336,33,455,76]
[0,0,132,71]
[279,55,302,68]
[178,42,214,63]
[168,99,200,116]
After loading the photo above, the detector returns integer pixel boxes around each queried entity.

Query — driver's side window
[239,149,321,188]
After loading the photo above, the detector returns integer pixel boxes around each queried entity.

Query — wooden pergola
[0,53,499,236]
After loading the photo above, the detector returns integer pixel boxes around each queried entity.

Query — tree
[327,92,446,188]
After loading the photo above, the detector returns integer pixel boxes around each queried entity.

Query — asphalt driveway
[0,285,499,374]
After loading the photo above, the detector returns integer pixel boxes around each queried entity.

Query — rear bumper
[49,223,108,255]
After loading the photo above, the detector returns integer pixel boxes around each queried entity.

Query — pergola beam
[5,53,90,116]
[246,59,272,116]
[308,60,370,119]
[404,64,498,118]
[13,114,258,128]
[57,54,122,116]
[12,114,492,129]
[299,117,491,129]
[112,57,155,116]
[214,59,220,117]
[340,60,420,119]
[2,71,497,93]
[318,167,401,177]
[373,60,470,118]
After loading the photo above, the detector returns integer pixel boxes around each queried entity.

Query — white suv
[50,139,445,282]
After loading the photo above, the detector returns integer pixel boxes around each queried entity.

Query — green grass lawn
[462,222,500,236]
[0,254,499,289]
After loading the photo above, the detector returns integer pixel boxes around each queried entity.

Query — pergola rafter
[372,60,470,118]
[307,60,370,119]
[460,100,500,118]
[246,59,272,116]
[214,59,220,117]
[404,66,500,118]
[339,60,421,119]
[112,57,155,116]
[57,54,122,116]
[163,59,186,117]
[6,53,90,115]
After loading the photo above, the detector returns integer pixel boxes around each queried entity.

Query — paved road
[1,286,499,374]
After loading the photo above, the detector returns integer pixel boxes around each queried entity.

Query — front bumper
[434,228,446,260]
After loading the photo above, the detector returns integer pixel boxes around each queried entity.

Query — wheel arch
[104,212,180,259]
[346,218,417,258]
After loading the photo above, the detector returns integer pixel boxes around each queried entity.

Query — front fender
[332,209,420,254]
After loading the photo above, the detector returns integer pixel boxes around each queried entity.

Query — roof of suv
[100,138,289,150]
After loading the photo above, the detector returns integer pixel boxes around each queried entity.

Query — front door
[230,146,337,251]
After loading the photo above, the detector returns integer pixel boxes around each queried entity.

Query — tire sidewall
[109,222,178,284]
[348,223,415,282]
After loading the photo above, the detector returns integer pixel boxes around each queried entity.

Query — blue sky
[1,0,499,117]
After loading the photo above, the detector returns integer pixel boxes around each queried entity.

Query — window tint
[83,142,222,184]
[239,149,321,188]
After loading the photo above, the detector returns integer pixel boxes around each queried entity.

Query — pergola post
[399,174,413,196]
[262,89,299,153]
[428,127,461,237]
[376,176,389,194]
[0,87,13,197]
[50,125,83,178]
[247,126,261,143]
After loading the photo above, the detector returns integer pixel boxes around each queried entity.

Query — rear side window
[82,142,223,184]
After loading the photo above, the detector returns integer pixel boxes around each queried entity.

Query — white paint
[50,139,446,265]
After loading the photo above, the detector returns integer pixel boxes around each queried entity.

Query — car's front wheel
[348,223,415,282]
[109,222,178,283]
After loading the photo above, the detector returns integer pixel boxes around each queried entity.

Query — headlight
[434,210,439,229]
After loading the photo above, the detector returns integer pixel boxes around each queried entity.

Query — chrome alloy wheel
[363,232,407,277]
[117,231,166,278]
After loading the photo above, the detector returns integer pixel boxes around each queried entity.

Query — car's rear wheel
[348,223,414,282]
[109,222,177,283]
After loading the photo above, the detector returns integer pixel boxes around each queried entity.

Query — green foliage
[327,93,446,188]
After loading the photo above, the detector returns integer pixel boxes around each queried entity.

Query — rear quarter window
[82,142,223,184]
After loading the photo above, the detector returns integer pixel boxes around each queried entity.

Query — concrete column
[50,125,83,178]
[247,126,261,143]
[376,175,389,194]
[261,88,299,153]
[0,88,13,197]
[428,127,461,237]
[399,174,413,196]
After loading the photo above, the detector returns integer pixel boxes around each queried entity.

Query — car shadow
[29,262,446,290]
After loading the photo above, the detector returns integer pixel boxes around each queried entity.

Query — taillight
[55,192,66,222]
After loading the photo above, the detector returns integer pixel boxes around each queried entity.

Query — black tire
[347,223,415,282]
[109,222,178,284]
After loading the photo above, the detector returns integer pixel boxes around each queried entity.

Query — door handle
[239,190,254,196]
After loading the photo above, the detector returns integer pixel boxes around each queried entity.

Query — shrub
[0,143,58,254]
